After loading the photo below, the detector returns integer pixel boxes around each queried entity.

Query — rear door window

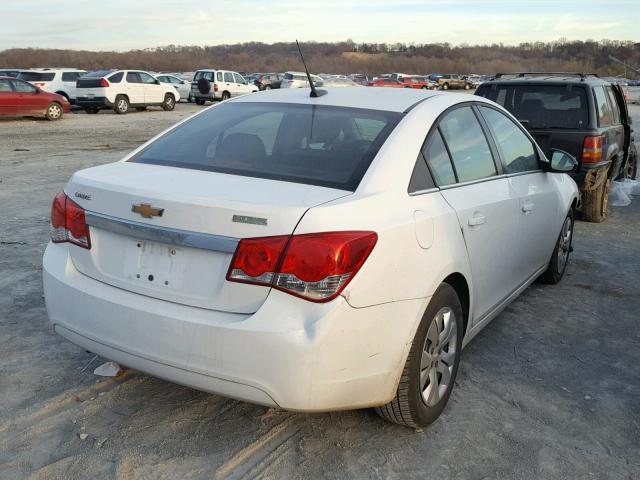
[593,86,613,126]
[438,106,497,183]
[129,102,402,191]
[216,72,223,82]
[604,86,621,124]
[224,72,234,83]
[126,72,141,83]
[479,106,539,173]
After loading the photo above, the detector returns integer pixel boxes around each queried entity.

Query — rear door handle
[468,214,486,226]
[522,202,534,214]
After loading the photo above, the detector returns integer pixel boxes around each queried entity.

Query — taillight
[582,135,604,164]
[100,78,109,87]
[34,82,45,87]
[213,83,218,92]
[50,192,91,249]
[227,231,377,302]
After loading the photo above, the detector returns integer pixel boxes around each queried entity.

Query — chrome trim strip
[409,187,440,196]
[439,174,509,190]
[84,211,239,253]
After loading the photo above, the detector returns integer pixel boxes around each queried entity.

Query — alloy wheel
[117,99,128,113]
[557,215,573,271]
[420,307,457,407]
[48,104,62,119]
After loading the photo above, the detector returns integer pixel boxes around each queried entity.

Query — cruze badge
[132,203,164,218]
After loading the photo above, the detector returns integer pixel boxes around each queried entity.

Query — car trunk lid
[65,162,351,313]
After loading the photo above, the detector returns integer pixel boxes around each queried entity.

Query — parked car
[76,70,179,114]
[349,74,370,86]
[280,71,324,89]
[18,68,87,103]
[190,69,258,104]
[368,78,404,88]
[464,74,483,88]
[476,72,636,222]
[155,74,192,102]
[430,74,473,90]
[0,76,70,120]
[322,77,362,88]
[400,76,436,90]
[43,88,578,428]
[0,69,30,78]
[254,73,283,90]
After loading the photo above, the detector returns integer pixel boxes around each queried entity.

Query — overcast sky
[1,0,638,51]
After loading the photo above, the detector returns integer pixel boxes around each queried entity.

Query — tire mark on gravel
[213,414,302,480]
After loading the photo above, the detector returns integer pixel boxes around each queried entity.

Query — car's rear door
[477,104,560,279]
[605,84,630,165]
[430,105,520,321]
[222,71,235,96]
[125,71,145,104]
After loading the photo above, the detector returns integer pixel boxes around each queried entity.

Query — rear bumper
[76,97,113,108]
[191,91,219,101]
[43,242,424,411]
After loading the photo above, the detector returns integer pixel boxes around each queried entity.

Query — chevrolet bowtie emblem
[131,203,164,219]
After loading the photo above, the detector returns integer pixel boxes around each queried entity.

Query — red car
[400,76,436,90]
[0,76,70,120]
[367,78,404,88]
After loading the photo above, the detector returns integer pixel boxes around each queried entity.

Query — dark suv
[253,73,283,90]
[476,73,637,222]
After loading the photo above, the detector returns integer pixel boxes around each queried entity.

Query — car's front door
[124,72,145,104]
[429,105,519,322]
[139,72,164,104]
[12,79,44,115]
[477,104,560,279]
[233,73,251,95]
[0,78,16,115]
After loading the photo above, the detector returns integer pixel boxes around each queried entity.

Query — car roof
[230,87,440,112]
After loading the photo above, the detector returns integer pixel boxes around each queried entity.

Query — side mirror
[547,149,578,173]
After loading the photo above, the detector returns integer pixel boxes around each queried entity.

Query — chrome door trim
[84,211,239,253]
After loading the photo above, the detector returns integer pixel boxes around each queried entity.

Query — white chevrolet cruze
[43,88,579,427]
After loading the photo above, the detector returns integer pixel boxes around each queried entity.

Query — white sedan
[43,87,579,427]
[155,74,192,102]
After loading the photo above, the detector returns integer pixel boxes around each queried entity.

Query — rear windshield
[129,102,402,191]
[82,70,113,78]
[193,71,215,81]
[18,72,55,81]
[476,84,589,129]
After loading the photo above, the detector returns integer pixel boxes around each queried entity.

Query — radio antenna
[296,40,327,98]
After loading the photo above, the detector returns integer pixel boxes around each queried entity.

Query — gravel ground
[1,103,639,480]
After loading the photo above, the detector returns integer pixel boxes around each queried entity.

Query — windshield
[129,102,402,191]
[476,84,589,129]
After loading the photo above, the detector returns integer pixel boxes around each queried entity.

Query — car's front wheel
[376,283,463,427]
[162,93,175,111]
[539,209,574,284]
[45,102,63,121]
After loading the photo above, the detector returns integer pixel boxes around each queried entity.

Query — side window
[126,72,141,83]
[605,87,621,124]
[139,72,157,84]
[108,72,123,83]
[62,72,80,81]
[479,106,538,174]
[438,106,497,182]
[216,72,223,82]
[12,80,36,93]
[224,72,234,83]
[233,73,246,84]
[408,153,435,192]
[423,129,456,186]
[593,86,613,126]
[0,79,12,92]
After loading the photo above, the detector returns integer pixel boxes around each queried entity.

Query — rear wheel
[376,283,463,428]
[162,93,175,111]
[539,210,574,284]
[442,83,449,90]
[45,102,63,121]
[582,177,610,223]
[221,91,231,101]
[114,95,129,114]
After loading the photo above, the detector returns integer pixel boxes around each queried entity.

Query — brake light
[50,192,91,249]
[582,135,604,163]
[213,83,218,92]
[100,78,109,88]
[227,231,377,302]
[34,82,45,87]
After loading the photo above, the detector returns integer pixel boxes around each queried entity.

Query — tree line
[0,39,638,77]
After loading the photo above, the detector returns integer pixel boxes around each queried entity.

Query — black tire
[84,107,99,114]
[581,177,610,223]
[197,78,211,94]
[114,95,129,114]
[162,93,175,111]
[421,86,429,90]
[195,98,205,106]
[135,106,147,112]
[45,102,63,121]
[376,283,463,428]
[442,83,449,90]
[221,91,231,101]
[539,209,574,284]
[624,143,638,180]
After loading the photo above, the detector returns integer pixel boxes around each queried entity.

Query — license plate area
[124,239,185,290]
